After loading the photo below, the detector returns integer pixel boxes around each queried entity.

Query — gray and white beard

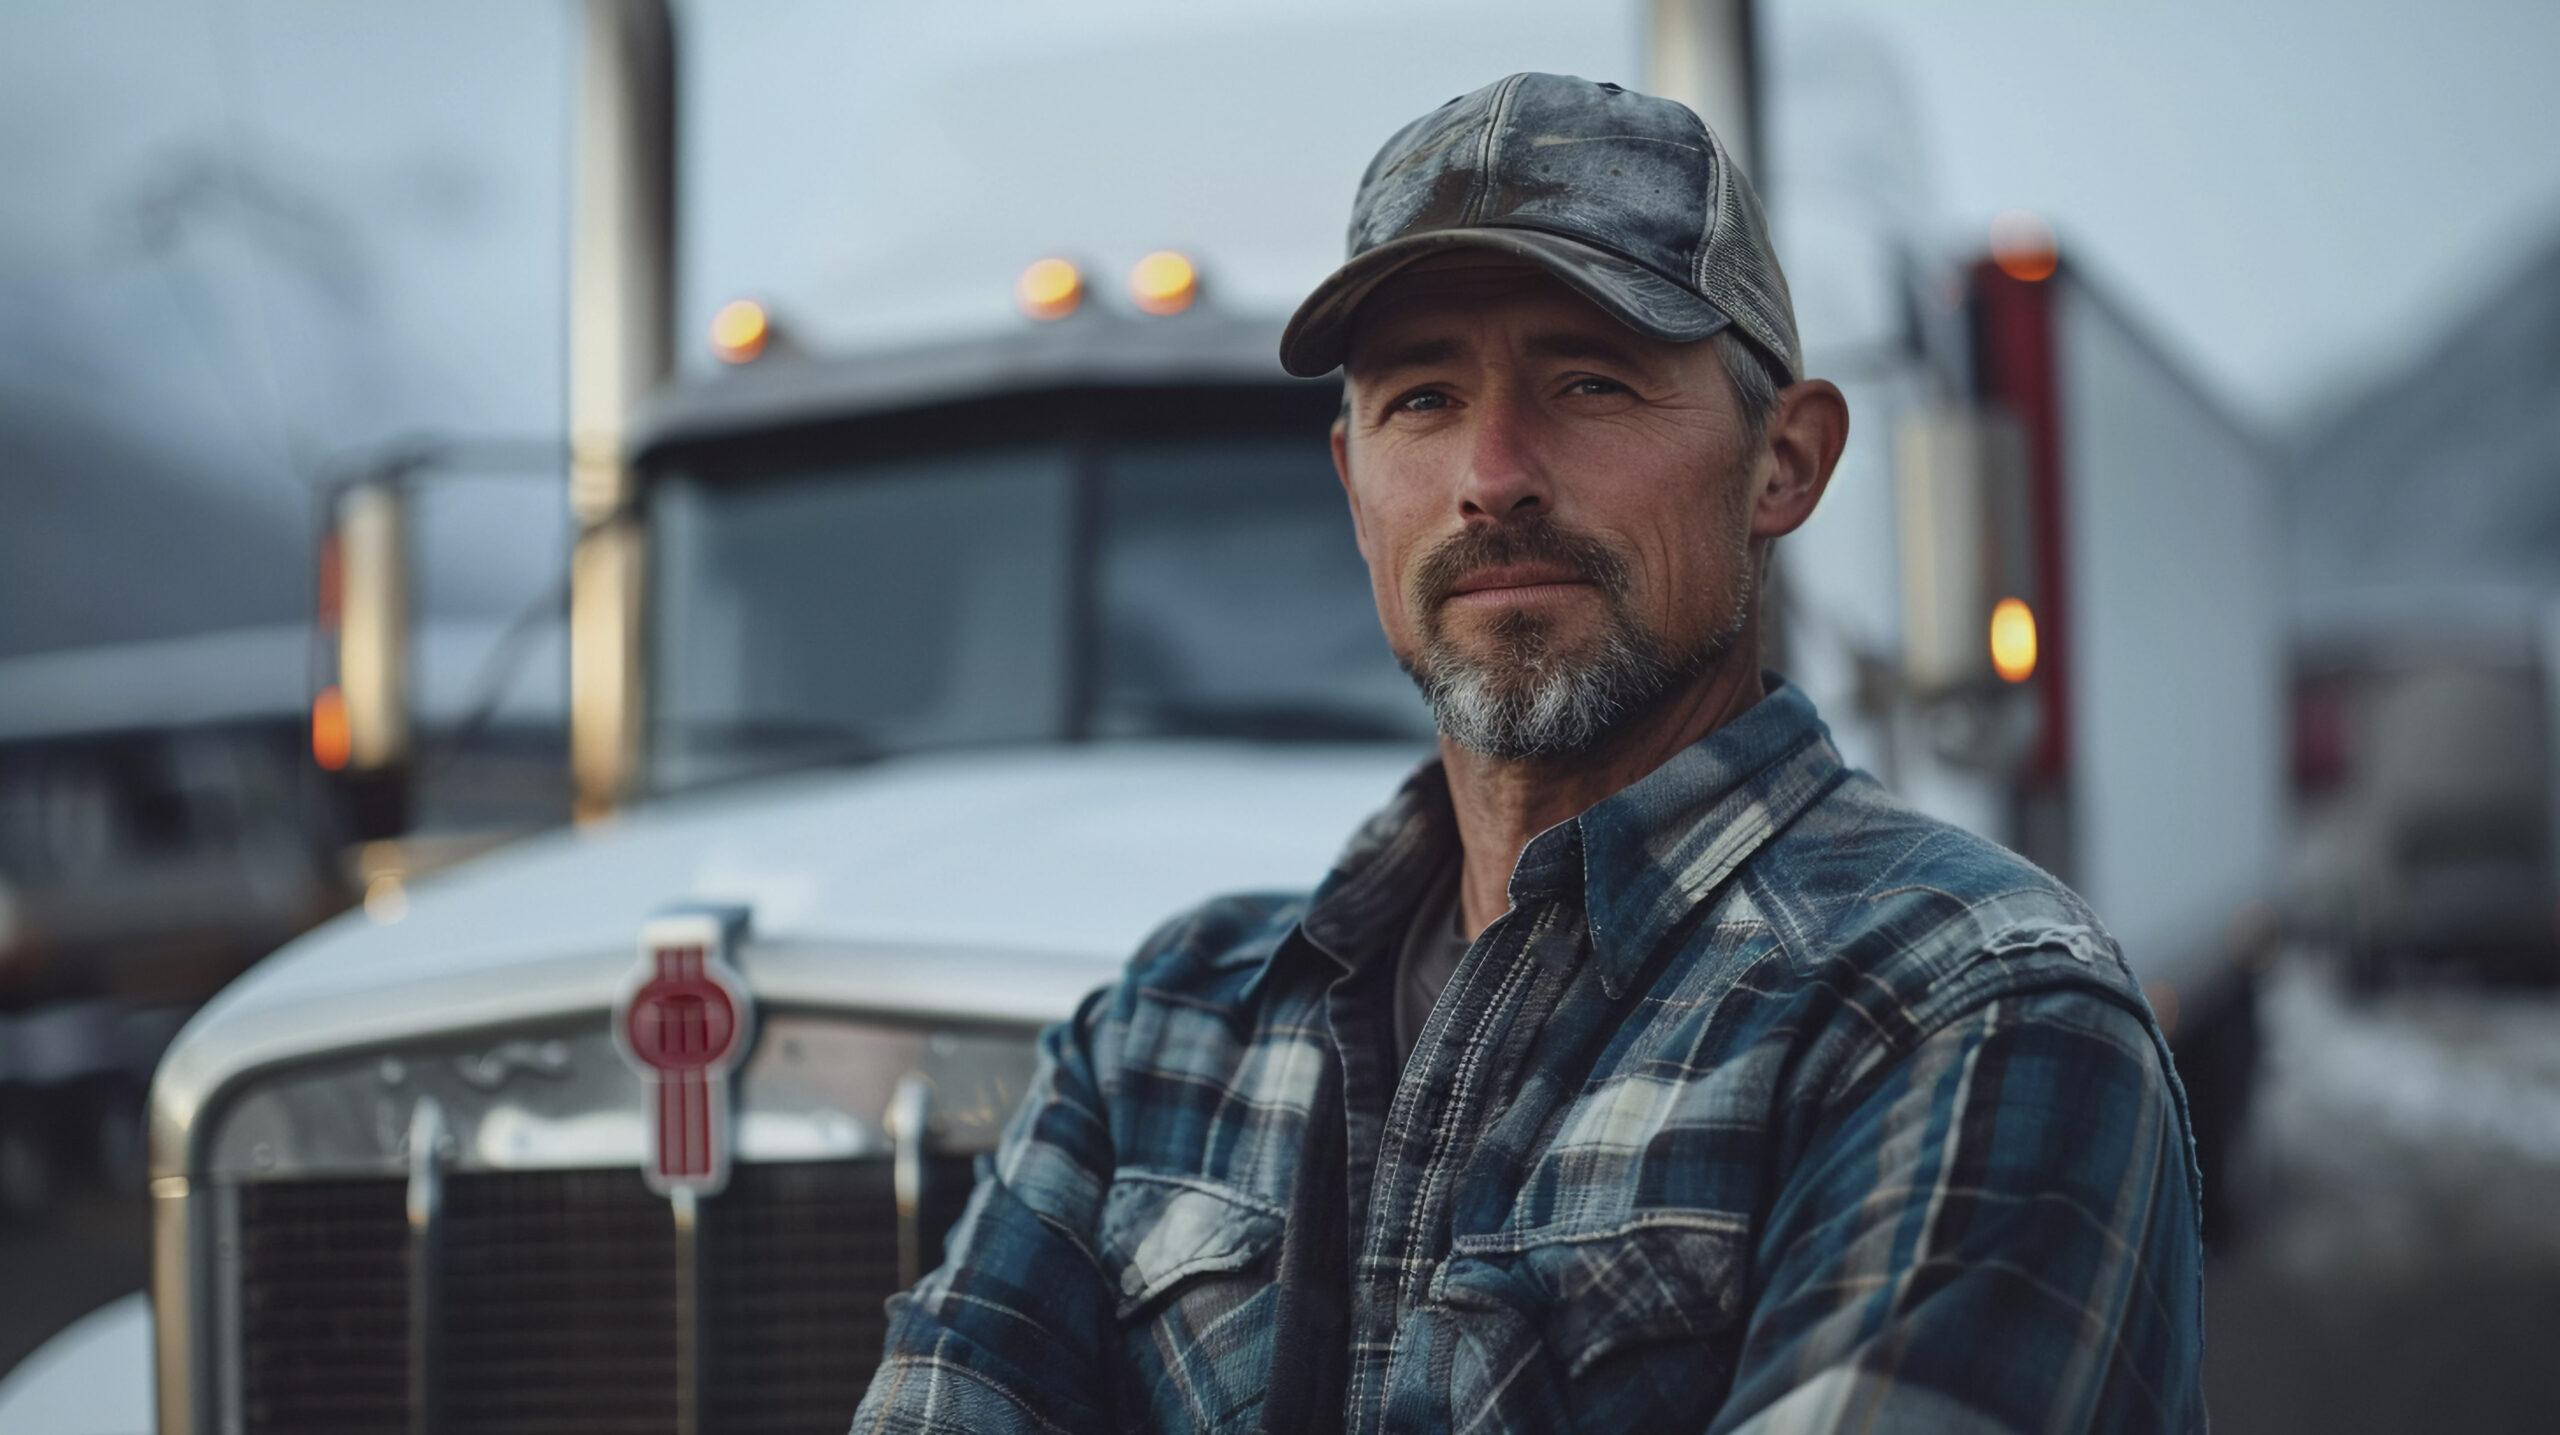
[1400,529,1749,762]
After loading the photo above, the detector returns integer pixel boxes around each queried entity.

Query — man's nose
[1453,391,1553,522]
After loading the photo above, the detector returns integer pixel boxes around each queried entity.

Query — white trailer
[1784,251,2285,1234]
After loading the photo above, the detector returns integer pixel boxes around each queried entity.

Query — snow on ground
[2244,956,2560,1277]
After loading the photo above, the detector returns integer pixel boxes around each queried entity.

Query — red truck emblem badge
[616,910,755,1197]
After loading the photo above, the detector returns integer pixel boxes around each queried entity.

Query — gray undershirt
[1392,858,1471,1067]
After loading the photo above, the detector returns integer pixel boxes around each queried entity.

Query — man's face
[1332,256,1766,758]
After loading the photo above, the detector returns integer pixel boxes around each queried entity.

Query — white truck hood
[153,742,1423,1175]
[198,740,1423,1039]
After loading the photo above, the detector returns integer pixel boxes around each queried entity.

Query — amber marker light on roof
[312,685,352,771]
[1016,258,1084,321]
[1989,210,2058,282]
[710,299,771,363]
[1129,250,1198,315]
[1990,597,2039,683]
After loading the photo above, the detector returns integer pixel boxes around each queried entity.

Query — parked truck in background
[0,643,332,1220]
[0,446,576,1230]
[2289,616,2560,991]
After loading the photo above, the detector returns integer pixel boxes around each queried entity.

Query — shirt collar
[1279,675,1844,998]
[1572,677,1843,996]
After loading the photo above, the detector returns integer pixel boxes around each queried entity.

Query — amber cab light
[710,299,771,364]
[312,685,353,771]
[1016,258,1084,321]
[1989,597,2039,683]
[1128,251,1198,315]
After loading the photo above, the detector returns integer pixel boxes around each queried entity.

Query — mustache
[1407,519,1634,613]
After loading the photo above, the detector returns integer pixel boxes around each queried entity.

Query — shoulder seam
[1822,955,2158,1115]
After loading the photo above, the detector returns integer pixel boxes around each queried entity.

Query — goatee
[1400,519,1745,761]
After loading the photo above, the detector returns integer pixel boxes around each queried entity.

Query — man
[857,73,2201,1434]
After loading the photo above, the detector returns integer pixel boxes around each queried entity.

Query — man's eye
[1392,390,1450,414]
[1566,376,1631,398]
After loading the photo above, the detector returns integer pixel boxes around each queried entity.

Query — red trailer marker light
[1990,210,2058,282]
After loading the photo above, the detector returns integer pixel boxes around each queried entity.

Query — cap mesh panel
[1695,130,1802,385]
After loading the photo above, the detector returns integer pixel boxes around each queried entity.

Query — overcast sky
[4,0,2557,650]
[677,0,2560,424]
[1777,0,2560,422]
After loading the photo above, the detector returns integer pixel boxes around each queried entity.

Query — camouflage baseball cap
[1280,72,1800,385]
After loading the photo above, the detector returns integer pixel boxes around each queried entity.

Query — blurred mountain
[0,394,305,661]
[2289,231,2560,619]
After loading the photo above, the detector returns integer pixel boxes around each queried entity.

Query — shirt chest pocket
[1096,1173,1289,1430]
[1098,1171,1287,1317]
[1431,1217,1751,1403]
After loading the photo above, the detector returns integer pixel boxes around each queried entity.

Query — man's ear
[1331,413,1375,562]
[1750,379,1850,541]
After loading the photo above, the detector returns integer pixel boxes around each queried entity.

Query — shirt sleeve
[852,984,1123,1435]
[1710,984,2205,1435]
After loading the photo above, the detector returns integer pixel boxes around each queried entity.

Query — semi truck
[19,281,1448,1435]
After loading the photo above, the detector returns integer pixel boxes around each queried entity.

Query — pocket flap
[1441,1218,1748,1379]
[1098,1173,1286,1319]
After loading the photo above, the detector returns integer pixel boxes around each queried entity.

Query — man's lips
[1444,564,1596,604]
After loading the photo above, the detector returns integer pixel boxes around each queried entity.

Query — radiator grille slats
[233,1156,979,1435]
[238,1178,411,1435]
[698,1155,975,1434]
[440,1168,678,1435]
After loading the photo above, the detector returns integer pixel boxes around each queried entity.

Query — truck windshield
[648,435,1432,790]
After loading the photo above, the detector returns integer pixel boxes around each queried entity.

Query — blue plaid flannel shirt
[855,680,2204,1433]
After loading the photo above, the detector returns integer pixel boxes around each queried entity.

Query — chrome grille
[232,1156,978,1435]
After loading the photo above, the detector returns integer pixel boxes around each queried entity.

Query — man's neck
[1443,645,1766,939]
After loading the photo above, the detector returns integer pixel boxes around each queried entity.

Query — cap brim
[1278,227,1732,379]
